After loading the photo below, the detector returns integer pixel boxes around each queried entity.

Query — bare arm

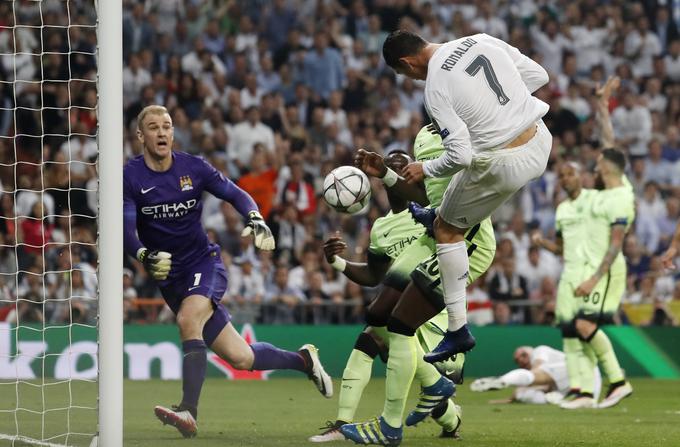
[354,149,429,205]
[531,232,563,256]
[575,224,626,296]
[594,76,620,149]
[323,235,391,287]
[660,223,680,269]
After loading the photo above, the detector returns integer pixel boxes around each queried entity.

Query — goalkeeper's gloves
[136,248,172,281]
[241,210,275,251]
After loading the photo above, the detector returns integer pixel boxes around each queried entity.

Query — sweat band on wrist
[381,167,399,187]
[331,256,347,272]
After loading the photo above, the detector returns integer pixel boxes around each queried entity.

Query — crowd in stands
[0,0,679,327]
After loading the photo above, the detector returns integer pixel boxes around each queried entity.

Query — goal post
[97,0,123,445]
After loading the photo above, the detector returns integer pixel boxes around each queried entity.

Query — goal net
[0,1,106,445]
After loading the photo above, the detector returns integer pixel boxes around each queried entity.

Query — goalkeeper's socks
[588,329,625,384]
[382,332,417,428]
[181,339,207,417]
[500,368,534,387]
[337,348,374,423]
[250,342,305,371]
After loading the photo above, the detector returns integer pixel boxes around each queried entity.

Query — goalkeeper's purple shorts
[158,248,231,346]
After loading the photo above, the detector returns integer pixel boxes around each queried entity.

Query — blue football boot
[340,416,402,446]
[423,324,476,364]
[407,202,436,237]
[405,376,455,426]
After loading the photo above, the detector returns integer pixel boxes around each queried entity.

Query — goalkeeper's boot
[309,420,347,442]
[598,381,633,409]
[407,202,436,237]
[432,401,462,439]
[470,377,505,392]
[424,325,476,364]
[299,344,333,398]
[433,353,465,384]
[405,376,455,426]
[340,417,402,446]
[154,404,197,438]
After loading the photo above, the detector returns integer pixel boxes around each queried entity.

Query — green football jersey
[555,188,596,270]
[413,125,496,253]
[413,126,450,208]
[368,209,426,260]
[582,183,635,275]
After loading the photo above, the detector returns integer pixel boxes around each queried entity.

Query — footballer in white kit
[470,345,602,405]
[381,30,552,362]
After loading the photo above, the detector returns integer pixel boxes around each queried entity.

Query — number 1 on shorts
[193,273,202,287]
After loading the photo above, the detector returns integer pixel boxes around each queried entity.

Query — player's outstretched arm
[201,158,275,250]
[531,231,563,255]
[661,224,680,269]
[354,149,429,206]
[324,233,391,287]
[594,76,620,149]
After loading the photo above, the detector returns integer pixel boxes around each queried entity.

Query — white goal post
[96,0,123,445]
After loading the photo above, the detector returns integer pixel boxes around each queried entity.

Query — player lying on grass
[382,30,550,362]
[123,105,332,439]
[339,126,496,445]
[470,345,601,405]
[534,79,634,410]
[310,152,462,443]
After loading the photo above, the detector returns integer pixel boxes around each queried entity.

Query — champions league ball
[323,166,371,214]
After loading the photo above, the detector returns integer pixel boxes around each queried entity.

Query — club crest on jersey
[179,175,193,191]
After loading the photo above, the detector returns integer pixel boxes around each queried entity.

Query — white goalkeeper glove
[136,248,172,281]
[241,211,275,251]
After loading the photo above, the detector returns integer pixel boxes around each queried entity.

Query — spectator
[611,89,652,158]
[264,266,305,324]
[303,31,345,100]
[227,106,275,172]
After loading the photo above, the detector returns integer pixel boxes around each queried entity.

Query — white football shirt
[530,345,565,367]
[423,33,550,178]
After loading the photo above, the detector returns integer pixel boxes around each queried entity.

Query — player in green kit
[309,151,462,442]
[340,126,496,445]
[533,162,596,403]
[563,147,635,409]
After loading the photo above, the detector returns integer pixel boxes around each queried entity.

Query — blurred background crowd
[0,0,679,328]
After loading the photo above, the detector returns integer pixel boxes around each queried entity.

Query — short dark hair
[601,147,626,173]
[382,30,427,69]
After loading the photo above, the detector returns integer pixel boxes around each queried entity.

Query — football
[323,166,371,214]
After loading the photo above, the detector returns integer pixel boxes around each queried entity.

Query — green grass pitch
[2,378,680,446]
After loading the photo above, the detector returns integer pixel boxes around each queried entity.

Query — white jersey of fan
[422,33,549,178]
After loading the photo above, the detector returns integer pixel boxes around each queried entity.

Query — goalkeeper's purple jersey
[123,151,257,275]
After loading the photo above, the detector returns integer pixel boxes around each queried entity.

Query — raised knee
[575,319,597,341]
[228,351,253,370]
[433,217,464,243]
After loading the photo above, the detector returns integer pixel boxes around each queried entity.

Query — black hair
[601,147,626,173]
[382,30,427,69]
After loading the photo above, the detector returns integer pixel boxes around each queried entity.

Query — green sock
[579,341,597,395]
[382,333,417,428]
[589,329,625,384]
[432,399,459,432]
[414,341,441,388]
[563,337,583,391]
[337,349,374,423]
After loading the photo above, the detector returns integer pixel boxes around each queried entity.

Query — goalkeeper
[124,105,332,439]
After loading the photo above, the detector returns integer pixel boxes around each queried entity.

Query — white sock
[500,369,535,387]
[436,241,469,331]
